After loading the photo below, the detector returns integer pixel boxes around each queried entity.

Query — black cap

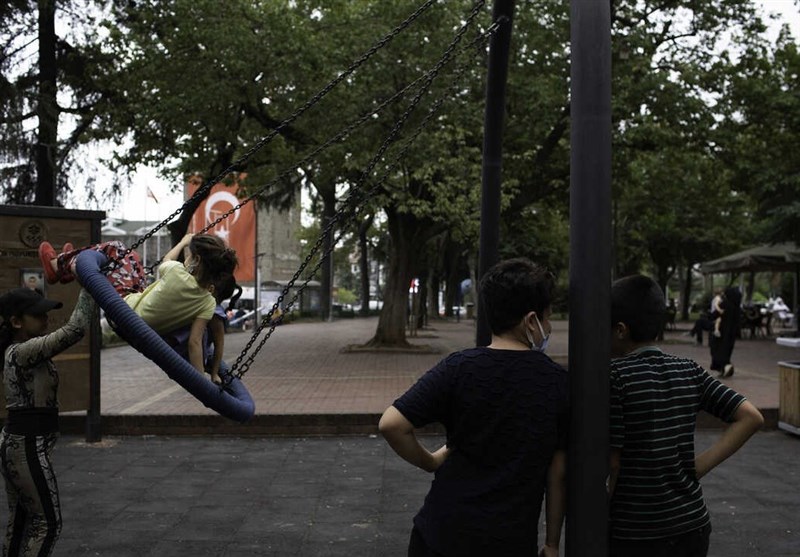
[0,288,63,320]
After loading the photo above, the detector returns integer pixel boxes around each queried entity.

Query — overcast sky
[68,0,799,223]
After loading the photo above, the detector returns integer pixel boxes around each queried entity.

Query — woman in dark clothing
[379,258,568,557]
[709,286,742,377]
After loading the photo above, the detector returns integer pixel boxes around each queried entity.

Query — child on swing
[38,233,237,383]
[163,272,242,384]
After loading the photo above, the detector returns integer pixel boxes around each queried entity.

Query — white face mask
[525,314,550,352]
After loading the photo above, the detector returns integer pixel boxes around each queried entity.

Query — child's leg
[0,433,62,556]
[713,317,722,337]
[1,433,26,554]
[98,241,147,296]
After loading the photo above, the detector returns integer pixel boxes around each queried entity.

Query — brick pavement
[0,430,794,556]
[95,317,795,423]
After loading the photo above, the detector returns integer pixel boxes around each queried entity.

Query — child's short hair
[213,273,242,311]
[611,275,665,342]
[479,258,554,335]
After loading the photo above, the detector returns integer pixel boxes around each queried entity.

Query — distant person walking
[709,286,742,378]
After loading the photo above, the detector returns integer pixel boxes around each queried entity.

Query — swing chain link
[117,0,438,270]
[142,23,496,277]
[227,1,495,382]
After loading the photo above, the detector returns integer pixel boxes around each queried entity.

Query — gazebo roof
[699,243,800,274]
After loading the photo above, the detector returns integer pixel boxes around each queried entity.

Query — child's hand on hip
[429,444,451,472]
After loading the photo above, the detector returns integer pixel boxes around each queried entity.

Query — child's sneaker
[38,241,60,284]
[58,243,77,284]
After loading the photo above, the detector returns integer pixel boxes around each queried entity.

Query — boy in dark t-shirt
[380,258,568,557]
[608,275,764,557]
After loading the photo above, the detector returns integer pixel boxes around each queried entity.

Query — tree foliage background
[1,0,797,341]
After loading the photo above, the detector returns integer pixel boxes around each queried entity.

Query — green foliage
[717,30,800,244]
[3,0,795,318]
[606,0,773,282]
[335,287,358,305]
[0,0,109,203]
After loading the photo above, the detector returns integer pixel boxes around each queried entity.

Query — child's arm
[206,315,225,382]
[540,449,566,557]
[378,406,449,473]
[162,233,193,262]
[187,316,209,373]
[10,290,96,367]
[695,400,763,479]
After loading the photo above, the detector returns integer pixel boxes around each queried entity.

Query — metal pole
[567,1,612,556]
[86,215,102,442]
[795,264,799,335]
[476,0,516,347]
[254,203,260,326]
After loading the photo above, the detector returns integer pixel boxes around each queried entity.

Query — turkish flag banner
[187,176,255,283]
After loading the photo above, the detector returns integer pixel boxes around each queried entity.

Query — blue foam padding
[76,250,255,422]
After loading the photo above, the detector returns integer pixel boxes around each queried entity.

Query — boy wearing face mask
[380,258,568,557]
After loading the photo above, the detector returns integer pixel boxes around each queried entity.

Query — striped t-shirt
[609,346,746,540]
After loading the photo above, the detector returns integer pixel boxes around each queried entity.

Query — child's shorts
[60,240,146,296]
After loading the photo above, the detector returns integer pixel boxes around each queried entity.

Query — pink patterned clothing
[58,241,146,296]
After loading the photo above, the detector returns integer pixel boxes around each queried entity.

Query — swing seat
[76,250,255,423]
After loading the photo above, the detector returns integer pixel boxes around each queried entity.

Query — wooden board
[0,213,95,414]
[778,362,800,431]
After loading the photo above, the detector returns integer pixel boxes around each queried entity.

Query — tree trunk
[417,270,428,330]
[358,214,373,317]
[319,185,335,321]
[167,154,234,246]
[443,240,461,318]
[34,0,57,206]
[681,263,693,321]
[655,263,673,295]
[366,208,416,347]
[428,267,441,320]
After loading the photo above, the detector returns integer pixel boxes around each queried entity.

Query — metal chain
[107,0,438,269]
[141,27,495,276]
[227,2,494,381]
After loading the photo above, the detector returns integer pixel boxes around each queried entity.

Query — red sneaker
[59,243,76,284]
[38,241,60,284]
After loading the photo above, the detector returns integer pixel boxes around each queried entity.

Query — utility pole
[567,2,612,556]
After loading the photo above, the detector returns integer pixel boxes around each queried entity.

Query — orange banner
[188,177,255,283]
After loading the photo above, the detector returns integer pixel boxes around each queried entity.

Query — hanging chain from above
[226,4,497,381]
[111,0,438,268]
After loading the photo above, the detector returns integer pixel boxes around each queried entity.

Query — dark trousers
[408,527,447,557]
[0,431,62,557]
[690,317,713,345]
[610,523,711,557]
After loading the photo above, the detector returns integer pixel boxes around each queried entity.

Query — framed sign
[20,268,46,296]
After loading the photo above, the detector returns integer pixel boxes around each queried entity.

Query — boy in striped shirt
[608,275,763,557]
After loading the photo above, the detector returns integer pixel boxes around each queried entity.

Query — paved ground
[0,431,794,556]
[95,316,798,419]
[3,318,796,555]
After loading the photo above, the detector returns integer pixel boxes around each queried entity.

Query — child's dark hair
[0,320,15,364]
[0,310,23,366]
[611,275,665,342]
[189,234,239,287]
[479,258,554,335]
[213,273,243,311]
